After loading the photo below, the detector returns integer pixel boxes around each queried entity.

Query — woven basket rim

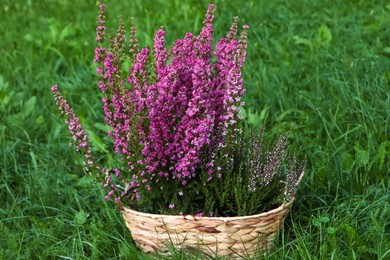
[121,199,294,221]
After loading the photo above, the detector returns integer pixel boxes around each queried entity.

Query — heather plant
[52,3,305,216]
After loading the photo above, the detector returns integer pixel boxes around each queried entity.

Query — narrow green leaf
[377,141,389,170]
[357,149,370,167]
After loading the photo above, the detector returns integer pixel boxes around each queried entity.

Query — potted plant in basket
[51,3,306,258]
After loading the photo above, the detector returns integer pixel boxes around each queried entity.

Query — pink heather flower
[96,4,106,43]
[128,17,138,57]
[169,204,175,209]
[55,4,250,204]
[154,29,168,78]
[51,84,122,202]
[51,85,95,174]
[195,212,204,217]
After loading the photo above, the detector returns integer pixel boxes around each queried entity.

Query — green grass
[1,0,389,259]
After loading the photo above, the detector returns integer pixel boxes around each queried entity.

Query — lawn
[1,0,389,259]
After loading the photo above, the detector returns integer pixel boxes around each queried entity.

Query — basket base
[121,200,293,258]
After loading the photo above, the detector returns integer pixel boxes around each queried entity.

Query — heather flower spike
[129,17,138,58]
[51,85,120,203]
[96,3,106,44]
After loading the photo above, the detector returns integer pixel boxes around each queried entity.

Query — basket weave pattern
[121,200,293,258]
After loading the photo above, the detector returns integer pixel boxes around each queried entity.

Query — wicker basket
[121,200,294,259]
